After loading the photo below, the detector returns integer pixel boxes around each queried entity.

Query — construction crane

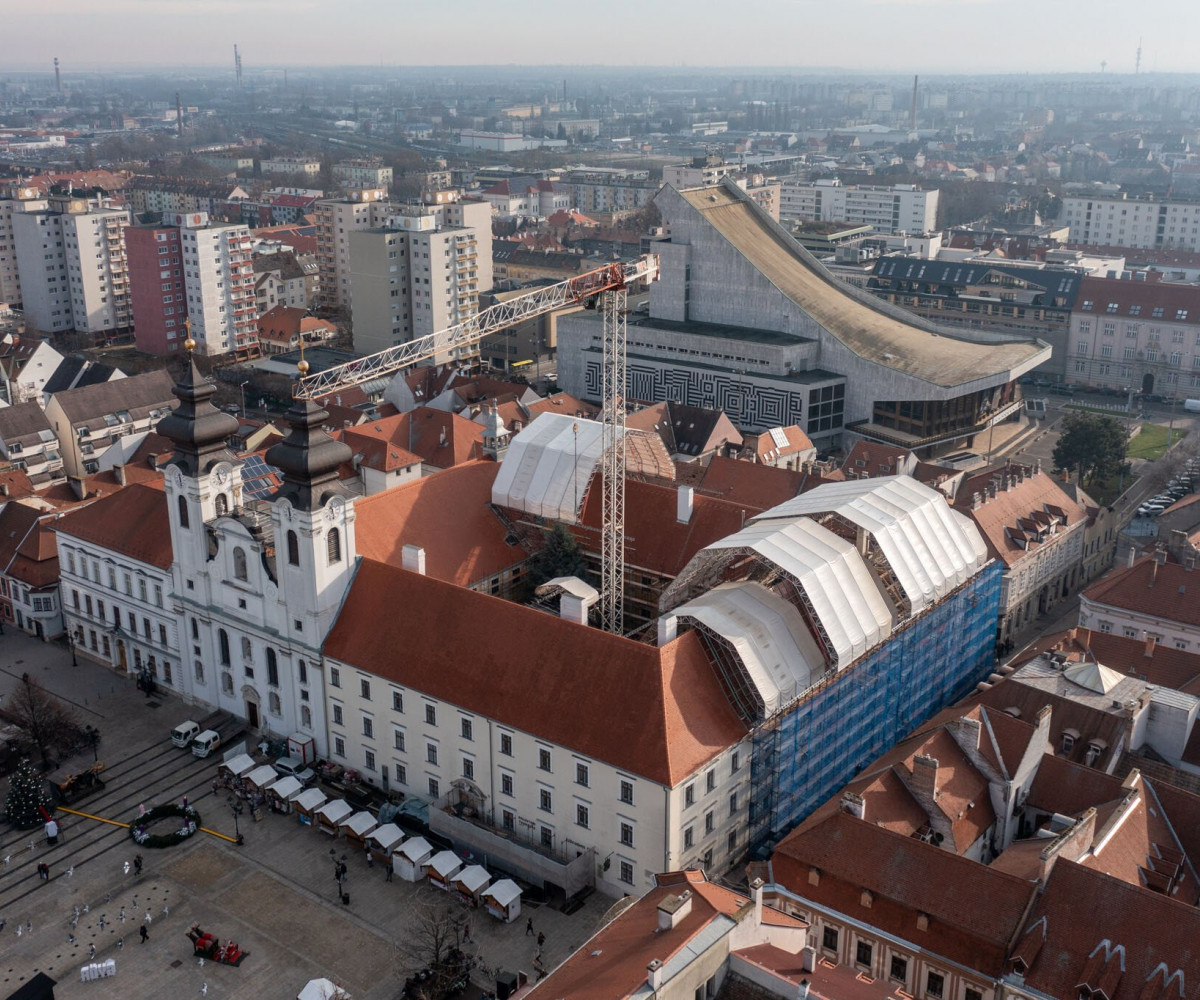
[295,254,660,634]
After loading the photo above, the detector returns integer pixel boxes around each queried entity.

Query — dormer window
[1061,728,1079,754]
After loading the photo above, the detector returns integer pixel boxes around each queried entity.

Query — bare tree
[5,674,81,765]
[393,900,469,1000]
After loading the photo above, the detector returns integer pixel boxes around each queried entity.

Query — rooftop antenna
[1135,37,1143,74]
[234,44,243,88]
[53,57,61,94]
[910,74,918,131]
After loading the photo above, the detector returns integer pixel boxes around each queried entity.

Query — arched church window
[327,528,341,565]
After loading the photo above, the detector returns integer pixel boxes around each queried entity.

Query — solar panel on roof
[241,455,282,499]
[769,427,790,449]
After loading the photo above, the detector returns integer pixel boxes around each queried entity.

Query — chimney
[647,959,664,991]
[1144,632,1156,658]
[1127,546,1136,568]
[797,980,810,1000]
[1077,627,1091,649]
[657,614,678,647]
[910,754,939,802]
[800,946,816,973]
[751,877,764,927]
[401,544,426,575]
[677,485,694,524]
[972,491,981,510]
[840,790,865,819]
[68,475,86,501]
[113,463,126,487]
[656,889,692,931]
[0,483,8,497]
[988,479,998,500]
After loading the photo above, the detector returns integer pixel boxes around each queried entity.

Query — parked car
[190,730,221,758]
[272,756,316,785]
[170,721,200,748]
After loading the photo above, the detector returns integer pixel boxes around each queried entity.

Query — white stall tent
[368,823,405,854]
[426,850,463,888]
[219,753,256,777]
[298,978,348,1000]
[268,775,303,801]
[341,811,378,848]
[294,787,328,826]
[245,764,279,790]
[483,879,522,923]
[316,799,353,835]
[394,836,433,882]
[451,865,491,903]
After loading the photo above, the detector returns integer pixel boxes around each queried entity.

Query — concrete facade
[780,179,938,235]
[1063,194,1200,251]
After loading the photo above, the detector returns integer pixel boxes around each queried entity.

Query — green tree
[526,523,588,590]
[1053,411,1128,487]
[5,756,51,829]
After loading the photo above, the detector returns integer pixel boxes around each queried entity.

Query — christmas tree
[5,757,50,829]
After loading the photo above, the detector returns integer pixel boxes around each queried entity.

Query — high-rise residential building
[0,185,41,307]
[779,178,939,235]
[1062,194,1200,251]
[348,200,492,357]
[126,212,256,356]
[127,223,186,355]
[313,189,391,313]
[11,194,131,337]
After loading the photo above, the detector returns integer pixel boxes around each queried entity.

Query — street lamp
[84,725,99,762]
[228,797,244,846]
[240,381,250,419]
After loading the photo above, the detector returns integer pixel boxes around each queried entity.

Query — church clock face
[325,496,345,523]
[213,469,229,488]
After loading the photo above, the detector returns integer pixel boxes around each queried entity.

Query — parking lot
[0,631,612,999]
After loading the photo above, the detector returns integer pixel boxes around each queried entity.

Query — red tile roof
[1015,860,1200,1000]
[323,559,747,786]
[1077,274,1200,328]
[53,482,172,569]
[1018,627,1200,694]
[1083,554,1200,629]
[690,455,806,512]
[0,501,59,588]
[354,462,523,587]
[339,408,484,471]
[771,811,1035,974]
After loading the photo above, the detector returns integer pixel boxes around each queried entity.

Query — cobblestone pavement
[0,630,613,998]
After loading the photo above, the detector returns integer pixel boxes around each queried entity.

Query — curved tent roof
[673,581,825,718]
[754,476,987,615]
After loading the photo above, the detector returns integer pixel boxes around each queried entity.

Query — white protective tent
[483,879,521,922]
[394,836,433,882]
[298,978,347,1000]
[425,850,463,888]
[368,823,405,854]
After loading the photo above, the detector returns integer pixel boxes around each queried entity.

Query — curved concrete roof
[677,184,1049,388]
[673,581,825,718]
[754,476,988,614]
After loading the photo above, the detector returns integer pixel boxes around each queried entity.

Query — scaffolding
[745,560,1002,855]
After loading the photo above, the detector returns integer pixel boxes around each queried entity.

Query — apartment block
[0,185,41,307]
[779,178,938,235]
[313,189,391,312]
[261,157,321,177]
[127,223,185,355]
[332,158,393,190]
[348,200,491,357]
[12,194,131,337]
[1062,194,1200,251]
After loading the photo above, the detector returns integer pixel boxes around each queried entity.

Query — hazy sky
[13,0,1200,75]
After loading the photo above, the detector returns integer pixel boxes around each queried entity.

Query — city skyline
[9,0,1197,76]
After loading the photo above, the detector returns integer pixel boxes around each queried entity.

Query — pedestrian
[385,860,393,882]
[139,924,149,944]
[463,918,472,943]
[526,916,534,936]
[37,862,48,881]
[134,854,143,875]
[182,795,189,810]
[366,847,374,868]
[89,943,95,959]
[537,931,545,948]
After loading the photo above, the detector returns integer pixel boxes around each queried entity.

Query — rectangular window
[890,956,908,983]
[685,783,696,807]
[539,788,552,813]
[389,689,402,711]
[428,777,439,798]
[360,678,371,700]
[364,750,375,771]
[393,729,405,751]
[704,810,714,834]
[576,762,589,787]
[502,809,515,831]
[576,803,590,828]
[334,736,345,757]
[731,752,741,773]
[460,717,473,740]
[856,940,873,967]
[684,826,694,849]
[362,716,373,739]
[620,780,634,804]
[620,821,634,846]
[332,704,343,726]
[329,667,341,688]
[424,704,436,725]
[462,757,474,781]
[729,791,739,814]
[822,926,838,952]
[964,990,982,1000]
[926,972,945,999]
[538,748,552,771]
[619,861,634,885]
[501,772,514,796]
[426,742,438,765]
[500,733,513,756]
[706,770,716,793]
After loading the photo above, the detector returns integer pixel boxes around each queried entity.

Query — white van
[170,721,200,749]
[190,730,222,758]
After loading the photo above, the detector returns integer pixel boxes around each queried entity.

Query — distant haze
[8,0,1195,75]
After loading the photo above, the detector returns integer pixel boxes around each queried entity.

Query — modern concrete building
[313,189,391,312]
[126,222,185,356]
[1062,193,1200,251]
[558,182,1049,454]
[348,201,491,357]
[175,212,256,356]
[12,194,131,338]
[0,184,41,307]
[260,157,321,178]
[780,178,939,235]
[331,158,393,190]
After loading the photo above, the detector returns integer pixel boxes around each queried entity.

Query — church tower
[266,390,356,644]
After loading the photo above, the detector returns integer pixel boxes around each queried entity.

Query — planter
[129,803,201,849]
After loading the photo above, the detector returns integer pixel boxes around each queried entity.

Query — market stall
[315,798,353,836]
[368,823,405,856]
[426,850,463,890]
[451,865,491,906]
[245,765,279,793]
[482,879,522,923]
[266,775,303,814]
[218,753,256,778]
[394,836,433,882]
[294,787,328,827]
[340,810,378,851]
